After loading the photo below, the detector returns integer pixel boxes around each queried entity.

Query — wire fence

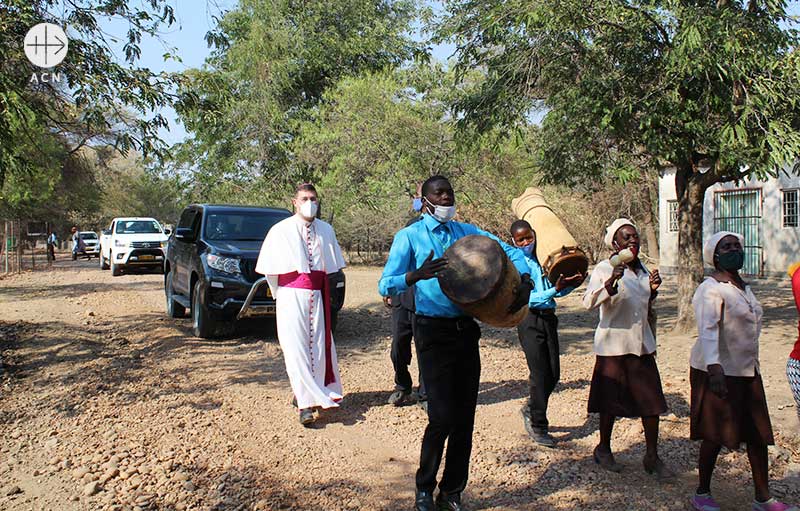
[0,219,68,274]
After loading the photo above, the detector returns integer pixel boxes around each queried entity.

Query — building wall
[659,168,800,277]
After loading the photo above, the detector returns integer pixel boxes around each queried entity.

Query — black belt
[415,314,475,331]
[528,308,556,316]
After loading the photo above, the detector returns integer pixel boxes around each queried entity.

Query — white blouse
[690,277,763,377]
[583,260,656,357]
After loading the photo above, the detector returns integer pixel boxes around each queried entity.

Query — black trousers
[516,309,560,431]
[414,315,481,495]
[390,304,425,397]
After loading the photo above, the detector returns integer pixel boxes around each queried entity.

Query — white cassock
[255,214,347,409]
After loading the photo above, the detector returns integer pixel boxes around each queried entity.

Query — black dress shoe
[389,388,413,406]
[520,407,555,447]
[414,490,435,511]
[436,491,464,511]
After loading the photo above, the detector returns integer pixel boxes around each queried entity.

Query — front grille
[130,241,161,249]
[129,249,163,257]
[240,259,261,283]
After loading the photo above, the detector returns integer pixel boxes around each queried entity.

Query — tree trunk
[640,171,660,259]
[674,163,713,332]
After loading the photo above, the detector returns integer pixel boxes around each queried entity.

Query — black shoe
[530,429,556,447]
[388,388,413,406]
[436,491,464,511]
[520,407,555,447]
[414,490,435,511]
[299,408,315,427]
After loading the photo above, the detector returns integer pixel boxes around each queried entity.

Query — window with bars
[667,200,679,232]
[784,189,799,228]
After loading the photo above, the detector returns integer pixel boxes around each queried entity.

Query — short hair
[421,175,450,197]
[295,182,317,195]
[510,219,532,235]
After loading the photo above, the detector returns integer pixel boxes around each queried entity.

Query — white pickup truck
[99,217,170,276]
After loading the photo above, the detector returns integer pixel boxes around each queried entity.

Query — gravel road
[1,259,798,510]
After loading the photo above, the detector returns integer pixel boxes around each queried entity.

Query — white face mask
[424,197,456,223]
[299,200,318,220]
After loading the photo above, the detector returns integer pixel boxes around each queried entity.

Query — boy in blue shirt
[510,219,585,447]
[380,176,532,511]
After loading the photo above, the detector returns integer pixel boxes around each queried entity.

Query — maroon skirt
[690,368,774,449]
[587,354,667,418]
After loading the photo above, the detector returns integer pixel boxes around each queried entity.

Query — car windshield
[79,232,97,240]
[115,220,162,234]
[204,211,290,241]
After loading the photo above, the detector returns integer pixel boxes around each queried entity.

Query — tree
[172,0,423,203]
[293,67,538,251]
[0,0,182,186]
[436,0,800,329]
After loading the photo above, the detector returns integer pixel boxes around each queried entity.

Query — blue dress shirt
[523,252,573,310]
[379,214,530,318]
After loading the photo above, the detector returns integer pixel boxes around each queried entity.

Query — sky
[96,0,457,146]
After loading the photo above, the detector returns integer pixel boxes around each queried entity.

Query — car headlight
[206,254,241,275]
[114,239,128,247]
[160,241,167,248]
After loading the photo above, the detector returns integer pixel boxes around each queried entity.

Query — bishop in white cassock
[255,184,346,425]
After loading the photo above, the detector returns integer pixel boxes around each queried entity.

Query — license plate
[139,255,155,261]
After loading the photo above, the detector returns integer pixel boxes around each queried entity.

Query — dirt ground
[1,257,799,511]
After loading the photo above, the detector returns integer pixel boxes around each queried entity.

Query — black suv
[164,204,346,338]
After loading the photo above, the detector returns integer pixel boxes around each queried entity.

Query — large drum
[438,235,528,328]
[511,187,589,284]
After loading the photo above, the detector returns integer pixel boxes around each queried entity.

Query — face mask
[299,200,318,219]
[412,198,423,212]
[516,244,535,257]
[424,197,456,223]
[717,251,744,271]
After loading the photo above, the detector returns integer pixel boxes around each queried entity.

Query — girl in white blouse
[583,218,674,480]
[689,232,795,511]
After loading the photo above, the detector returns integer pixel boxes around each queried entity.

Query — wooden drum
[511,187,589,284]
[438,235,528,328]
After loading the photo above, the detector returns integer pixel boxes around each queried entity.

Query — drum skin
[512,187,589,284]
[438,235,528,328]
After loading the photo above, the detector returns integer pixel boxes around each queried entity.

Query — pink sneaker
[752,499,799,511]
[690,493,720,511]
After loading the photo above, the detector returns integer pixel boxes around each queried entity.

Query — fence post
[3,221,7,274]
[16,220,22,273]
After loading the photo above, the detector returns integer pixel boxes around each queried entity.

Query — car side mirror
[175,227,194,242]
[102,229,111,236]
[164,228,172,235]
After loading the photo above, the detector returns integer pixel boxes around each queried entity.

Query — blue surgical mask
[515,243,535,257]
[412,197,423,212]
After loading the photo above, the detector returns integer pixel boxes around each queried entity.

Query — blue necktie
[433,223,451,252]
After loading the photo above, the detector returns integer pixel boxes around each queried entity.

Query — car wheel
[192,280,224,338]
[99,250,110,270]
[165,270,185,318]
[111,261,122,276]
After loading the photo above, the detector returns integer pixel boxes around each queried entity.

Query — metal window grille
[783,189,799,228]
[668,200,679,232]
[713,189,763,277]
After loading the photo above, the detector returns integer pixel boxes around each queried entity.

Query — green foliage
[437,0,800,184]
[293,67,538,250]
[0,0,182,187]
[172,0,423,203]
[87,148,186,228]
